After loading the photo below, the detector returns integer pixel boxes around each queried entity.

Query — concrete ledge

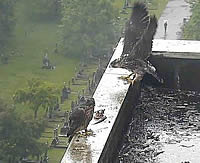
[152,39,200,59]
[98,83,140,163]
[61,38,141,163]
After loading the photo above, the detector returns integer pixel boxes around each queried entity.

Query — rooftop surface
[152,39,200,59]
[153,39,200,53]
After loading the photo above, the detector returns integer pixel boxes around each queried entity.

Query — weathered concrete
[153,39,200,58]
[61,38,141,163]
[155,0,192,40]
[151,39,200,90]
[98,82,140,163]
[150,55,200,90]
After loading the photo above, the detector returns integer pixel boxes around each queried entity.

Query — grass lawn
[113,0,168,18]
[149,0,169,17]
[0,20,80,101]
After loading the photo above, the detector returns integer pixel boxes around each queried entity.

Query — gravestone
[61,84,70,103]
[71,101,75,111]
[72,78,75,85]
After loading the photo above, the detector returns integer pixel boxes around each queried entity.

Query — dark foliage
[0,100,46,162]
[0,0,16,53]
[183,0,200,40]
[21,0,62,22]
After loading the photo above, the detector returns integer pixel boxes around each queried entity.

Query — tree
[0,99,46,162]
[13,78,59,119]
[183,0,200,40]
[21,0,62,21]
[60,0,119,57]
[0,0,16,54]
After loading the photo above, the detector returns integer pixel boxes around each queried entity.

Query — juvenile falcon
[111,2,162,86]
[67,97,95,137]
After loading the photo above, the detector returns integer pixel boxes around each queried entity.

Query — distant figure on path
[164,20,168,34]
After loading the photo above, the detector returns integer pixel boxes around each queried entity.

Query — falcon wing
[130,15,158,60]
[122,2,150,56]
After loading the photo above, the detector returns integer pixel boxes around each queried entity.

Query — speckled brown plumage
[67,97,95,137]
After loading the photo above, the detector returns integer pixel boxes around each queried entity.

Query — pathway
[155,0,192,40]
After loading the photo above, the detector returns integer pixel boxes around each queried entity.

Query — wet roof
[152,39,200,53]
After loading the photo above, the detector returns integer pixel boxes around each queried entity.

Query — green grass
[48,148,66,163]
[149,0,169,18]
[112,0,168,18]
[0,20,80,101]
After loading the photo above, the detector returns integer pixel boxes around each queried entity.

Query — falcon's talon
[119,72,135,82]
[119,76,129,80]
[84,130,94,136]
[78,133,85,138]
[127,78,134,83]
[119,75,135,84]
[78,130,94,137]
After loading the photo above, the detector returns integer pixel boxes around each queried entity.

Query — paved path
[155,0,192,40]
